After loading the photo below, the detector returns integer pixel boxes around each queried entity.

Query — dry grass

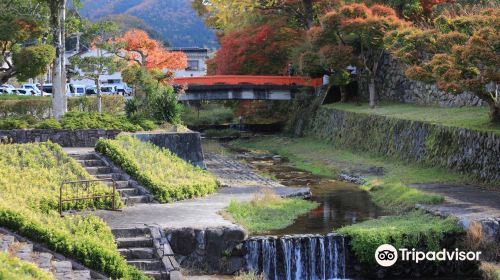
[236,271,265,280]
[480,262,500,280]
[463,222,500,261]
[465,221,485,251]
[252,188,282,205]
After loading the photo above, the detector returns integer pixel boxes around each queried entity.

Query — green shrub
[0,118,29,129]
[204,128,241,138]
[0,252,54,280]
[148,86,183,124]
[34,119,62,129]
[68,96,125,115]
[129,116,158,131]
[96,135,219,203]
[0,142,146,279]
[60,111,142,132]
[338,211,462,264]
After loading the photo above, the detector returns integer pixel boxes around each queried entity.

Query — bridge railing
[173,75,323,87]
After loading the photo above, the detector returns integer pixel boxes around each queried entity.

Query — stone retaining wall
[0,129,120,147]
[358,54,486,107]
[165,226,247,275]
[309,107,500,183]
[135,132,205,168]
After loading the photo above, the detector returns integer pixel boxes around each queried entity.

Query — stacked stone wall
[309,108,500,183]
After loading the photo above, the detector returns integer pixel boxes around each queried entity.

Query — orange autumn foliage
[114,29,187,71]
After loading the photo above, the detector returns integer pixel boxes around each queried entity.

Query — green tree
[70,21,126,113]
[385,9,500,122]
[123,65,182,124]
[0,1,54,84]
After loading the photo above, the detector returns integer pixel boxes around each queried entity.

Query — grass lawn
[224,190,319,234]
[327,102,500,135]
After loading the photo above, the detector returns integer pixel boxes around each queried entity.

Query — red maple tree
[112,29,187,71]
[209,21,302,75]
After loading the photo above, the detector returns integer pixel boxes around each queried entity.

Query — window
[187,60,199,71]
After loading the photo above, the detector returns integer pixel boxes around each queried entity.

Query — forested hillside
[79,0,217,48]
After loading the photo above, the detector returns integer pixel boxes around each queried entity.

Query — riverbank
[229,136,498,277]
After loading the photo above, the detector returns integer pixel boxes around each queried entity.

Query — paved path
[92,153,310,230]
[412,184,500,241]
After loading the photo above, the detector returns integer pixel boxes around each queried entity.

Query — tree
[0,1,55,84]
[209,20,303,75]
[319,3,407,107]
[111,29,186,78]
[193,0,337,30]
[123,65,182,124]
[385,9,500,122]
[296,23,356,102]
[45,0,69,120]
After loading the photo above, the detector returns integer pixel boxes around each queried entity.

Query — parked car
[14,88,37,96]
[22,84,42,95]
[85,86,97,95]
[42,84,52,94]
[100,85,117,95]
[65,84,86,97]
[0,84,15,94]
[115,83,133,96]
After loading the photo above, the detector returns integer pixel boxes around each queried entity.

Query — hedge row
[96,135,219,203]
[0,111,156,132]
[0,96,125,119]
[0,142,148,279]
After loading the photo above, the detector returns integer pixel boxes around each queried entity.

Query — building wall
[175,52,208,77]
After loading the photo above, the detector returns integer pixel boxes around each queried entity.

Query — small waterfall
[245,234,347,280]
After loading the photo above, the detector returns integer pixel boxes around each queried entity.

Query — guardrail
[59,178,118,217]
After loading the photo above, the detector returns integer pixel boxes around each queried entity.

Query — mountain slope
[79,0,217,48]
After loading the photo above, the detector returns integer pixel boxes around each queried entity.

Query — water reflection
[202,139,384,236]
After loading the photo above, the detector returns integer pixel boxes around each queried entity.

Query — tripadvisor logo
[375,244,481,267]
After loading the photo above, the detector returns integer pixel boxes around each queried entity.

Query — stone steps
[117,236,154,249]
[0,232,97,280]
[68,151,153,206]
[114,228,168,280]
[127,259,163,271]
[118,248,155,259]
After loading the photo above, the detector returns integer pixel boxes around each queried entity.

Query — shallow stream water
[202,139,384,235]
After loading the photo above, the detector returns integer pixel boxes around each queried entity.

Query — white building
[169,47,209,77]
[68,49,124,87]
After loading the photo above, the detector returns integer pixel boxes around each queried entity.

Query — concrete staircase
[69,151,154,205]
[113,228,182,280]
[0,229,105,280]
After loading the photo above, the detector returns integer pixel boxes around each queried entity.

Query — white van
[66,84,86,97]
